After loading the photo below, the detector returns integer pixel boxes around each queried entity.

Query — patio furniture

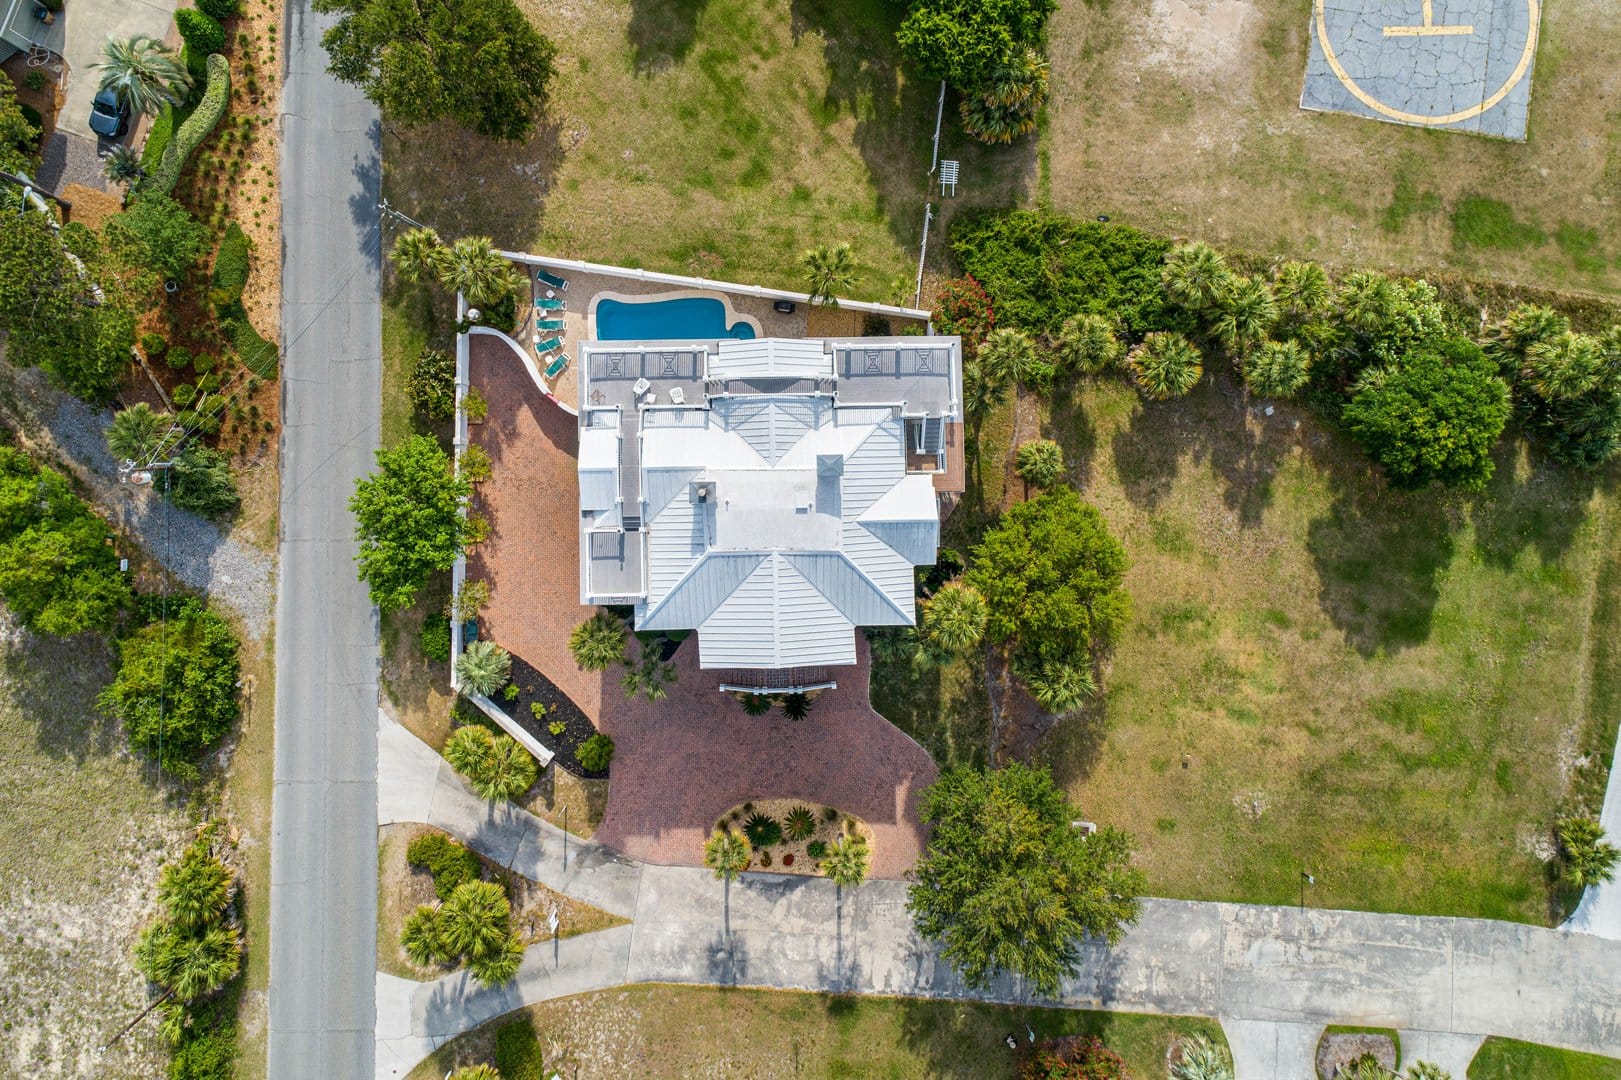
[536,269,568,291]
[536,318,565,332]
[669,386,685,405]
[632,377,651,397]
[545,353,570,380]
[774,300,796,314]
[535,298,565,311]
[643,392,657,407]
[534,336,562,354]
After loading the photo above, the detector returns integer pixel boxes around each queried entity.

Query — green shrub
[168,344,194,371]
[147,53,230,196]
[575,732,614,772]
[218,302,278,378]
[212,222,251,304]
[139,332,168,358]
[784,806,817,841]
[420,612,452,662]
[406,831,482,901]
[408,347,457,420]
[173,383,197,406]
[176,8,226,54]
[166,444,240,519]
[141,106,178,170]
[197,0,240,18]
[193,352,216,375]
[807,839,828,859]
[494,1019,547,1080]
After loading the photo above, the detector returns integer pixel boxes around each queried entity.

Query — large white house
[578,335,964,675]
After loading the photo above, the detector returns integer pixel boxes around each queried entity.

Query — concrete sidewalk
[1563,713,1621,940]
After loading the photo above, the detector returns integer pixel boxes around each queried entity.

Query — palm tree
[136,920,243,1003]
[475,733,538,802]
[1404,1064,1452,1080]
[1019,658,1097,714]
[962,360,1008,423]
[156,843,232,932]
[95,35,191,117]
[1053,312,1122,375]
[1335,271,1401,338]
[455,640,511,696]
[440,880,511,959]
[1170,1033,1234,1080]
[800,242,857,307]
[704,828,752,881]
[1483,303,1568,371]
[922,579,987,653]
[781,692,812,721]
[401,905,446,966]
[445,724,495,778]
[442,236,519,307]
[1161,242,1233,315]
[1242,339,1310,399]
[103,145,146,187]
[1272,260,1330,325]
[1209,275,1277,355]
[1523,331,1605,402]
[821,832,870,888]
[1558,816,1620,889]
[467,930,525,985]
[1014,439,1064,489]
[621,646,676,702]
[107,403,172,464]
[1339,1057,1397,1080]
[739,692,773,716]
[449,1066,503,1080]
[978,327,1041,389]
[569,611,628,671]
[960,48,1048,144]
[389,227,450,286]
[1129,331,1203,400]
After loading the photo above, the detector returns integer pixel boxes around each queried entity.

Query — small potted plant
[462,387,488,424]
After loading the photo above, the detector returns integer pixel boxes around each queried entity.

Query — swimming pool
[594,296,757,342]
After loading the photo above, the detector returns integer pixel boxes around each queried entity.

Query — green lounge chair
[536,318,565,332]
[534,336,562,354]
[545,353,570,380]
[535,269,568,290]
[535,297,565,311]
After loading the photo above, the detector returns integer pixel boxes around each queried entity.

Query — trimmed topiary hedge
[406,832,482,901]
[211,222,251,305]
[175,8,226,54]
[197,0,240,18]
[147,53,230,195]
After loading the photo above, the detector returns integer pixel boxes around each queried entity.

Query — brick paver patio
[467,334,937,879]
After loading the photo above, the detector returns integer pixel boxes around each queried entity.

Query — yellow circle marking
[1313,0,1539,125]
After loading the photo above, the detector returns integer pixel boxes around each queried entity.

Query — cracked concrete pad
[1301,0,1539,139]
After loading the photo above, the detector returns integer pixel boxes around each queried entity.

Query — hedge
[494,1020,547,1080]
[197,0,240,18]
[147,52,230,196]
[406,832,482,901]
[175,8,226,55]
[950,209,1184,340]
[218,299,277,377]
[212,222,251,304]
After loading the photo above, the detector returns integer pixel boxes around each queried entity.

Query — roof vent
[816,453,844,478]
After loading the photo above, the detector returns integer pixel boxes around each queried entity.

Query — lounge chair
[535,269,568,291]
[535,297,565,311]
[536,318,565,332]
[669,386,685,405]
[632,377,651,397]
[534,336,562,354]
[545,353,570,380]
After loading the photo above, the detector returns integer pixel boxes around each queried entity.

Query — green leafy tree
[105,193,207,281]
[704,828,751,881]
[1128,331,1203,400]
[1242,339,1311,399]
[896,0,1056,95]
[575,732,614,772]
[107,403,171,464]
[94,35,191,116]
[569,611,628,671]
[0,79,39,187]
[1052,312,1122,375]
[1487,313,1621,467]
[1557,816,1619,890]
[800,242,857,307]
[1341,340,1511,491]
[959,48,1047,144]
[921,578,988,654]
[167,444,240,519]
[1161,242,1233,315]
[1332,272,1448,373]
[1014,438,1064,488]
[821,832,870,888]
[454,639,512,696]
[1171,1033,1234,1080]
[313,0,558,140]
[442,235,521,307]
[1209,275,1277,354]
[350,435,470,612]
[964,487,1129,698]
[0,446,131,635]
[390,226,451,285]
[908,763,1145,995]
[98,600,241,776]
[1272,260,1330,326]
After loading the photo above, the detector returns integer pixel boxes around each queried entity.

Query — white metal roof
[707,338,833,381]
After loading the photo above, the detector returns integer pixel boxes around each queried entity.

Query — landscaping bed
[714,798,873,877]
[496,651,606,780]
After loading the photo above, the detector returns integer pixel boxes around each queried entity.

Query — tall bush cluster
[896,0,1056,144]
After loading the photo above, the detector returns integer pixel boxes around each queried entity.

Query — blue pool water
[595,297,756,341]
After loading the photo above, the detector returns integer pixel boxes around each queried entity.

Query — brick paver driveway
[467,334,938,879]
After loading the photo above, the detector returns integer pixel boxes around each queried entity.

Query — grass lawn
[382,0,1028,298]
[404,983,1226,1079]
[1469,1038,1621,1079]
[880,376,1621,923]
[1045,0,1621,294]
[0,619,189,1077]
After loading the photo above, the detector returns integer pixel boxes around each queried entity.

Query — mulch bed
[496,651,607,780]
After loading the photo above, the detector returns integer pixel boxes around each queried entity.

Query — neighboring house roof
[579,335,961,670]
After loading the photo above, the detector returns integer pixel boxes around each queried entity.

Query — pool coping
[588,288,765,343]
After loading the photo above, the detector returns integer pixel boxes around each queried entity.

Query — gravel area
[0,364,276,639]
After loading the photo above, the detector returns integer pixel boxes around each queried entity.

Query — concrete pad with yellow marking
[1301,0,1539,139]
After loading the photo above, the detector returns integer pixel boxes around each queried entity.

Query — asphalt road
[269,1,382,1074]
